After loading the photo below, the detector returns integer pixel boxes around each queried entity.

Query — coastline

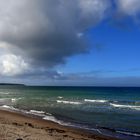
[0,109,118,140]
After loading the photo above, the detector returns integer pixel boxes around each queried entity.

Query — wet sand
[0,109,118,140]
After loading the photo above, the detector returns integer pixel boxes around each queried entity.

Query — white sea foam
[11,98,22,103]
[11,98,16,102]
[26,110,46,117]
[1,105,18,111]
[43,115,72,127]
[43,115,63,124]
[30,110,45,114]
[84,99,107,103]
[27,110,52,117]
[45,112,52,116]
[1,105,12,109]
[110,103,140,110]
[58,96,63,99]
[57,100,82,105]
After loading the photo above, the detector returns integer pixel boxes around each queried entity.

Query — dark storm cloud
[0,0,140,77]
[0,0,110,73]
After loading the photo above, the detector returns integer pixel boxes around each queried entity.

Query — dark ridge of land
[0,83,26,86]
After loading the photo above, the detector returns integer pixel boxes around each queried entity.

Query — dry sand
[0,109,118,140]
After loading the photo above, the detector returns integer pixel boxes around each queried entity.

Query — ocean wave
[25,110,47,117]
[57,100,82,105]
[29,110,45,114]
[116,130,140,137]
[1,105,19,111]
[110,103,140,110]
[0,104,68,127]
[1,105,53,119]
[43,115,63,124]
[0,104,85,131]
[84,99,108,103]
[43,115,80,128]
[25,110,52,117]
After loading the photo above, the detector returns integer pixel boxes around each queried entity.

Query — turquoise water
[0,86,140,139]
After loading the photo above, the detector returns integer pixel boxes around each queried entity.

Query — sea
[0,86,140,140]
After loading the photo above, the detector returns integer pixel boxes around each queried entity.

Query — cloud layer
[0,0,139,77]
[116,0,140,16]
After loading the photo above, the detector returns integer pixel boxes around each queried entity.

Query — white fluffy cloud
[116,0,140,16]
[78,0,110,28]
[0,54,29,76]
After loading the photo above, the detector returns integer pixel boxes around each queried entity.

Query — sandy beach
[0,109,118,140]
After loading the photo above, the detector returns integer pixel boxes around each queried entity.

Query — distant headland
[0,83,26,86]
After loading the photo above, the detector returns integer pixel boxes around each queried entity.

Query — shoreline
[0,109,118,140]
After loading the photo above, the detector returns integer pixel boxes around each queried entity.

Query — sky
[0,0,140,86]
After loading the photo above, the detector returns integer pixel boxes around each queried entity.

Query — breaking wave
[84,99,108,103]
[43,115,63,124]
[110,103,140,110]
[57,100,82,105]
[29,110,45,114]
[1,105,19,111]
